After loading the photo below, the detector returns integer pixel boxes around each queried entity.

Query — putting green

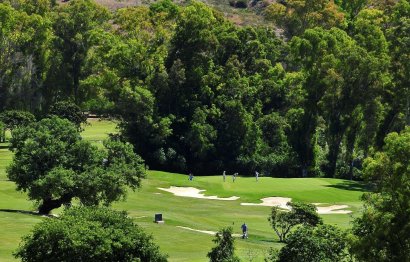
[0,120,367,261]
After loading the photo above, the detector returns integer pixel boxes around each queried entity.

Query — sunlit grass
[0,119,366,261]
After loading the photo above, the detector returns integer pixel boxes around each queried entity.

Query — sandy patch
[241,197,351,214]
[316,205,351,214]
[157,186,240,201]
[176,226,242,237]
[241,197,291,209]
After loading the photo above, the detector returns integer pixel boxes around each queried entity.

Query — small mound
[158,186,240,201]
[241,197,352,214]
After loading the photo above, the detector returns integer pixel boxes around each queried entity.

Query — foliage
[48,100,87,128]
[14,207,168,262]
[352,127,410,261]
[0,2,53,112]
[49,0,110,102]
[272,225,350,262]
[0,0,408,179]
[207,227,240,262]
[7,116,145,214]
[0,110,36,130]
[268,201,322,242]
[265,0,346,37]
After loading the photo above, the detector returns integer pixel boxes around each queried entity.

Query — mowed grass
[81,118,118,142]
[0,119,367,261]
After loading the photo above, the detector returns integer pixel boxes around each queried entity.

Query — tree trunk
[326,135,342,178]
[300,114,316,177]
[38,195,72,215]
[345,127,357,180]
[375,109,398,149]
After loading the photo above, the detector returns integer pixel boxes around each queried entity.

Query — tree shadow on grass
[0,208,56,218]
[260,239,277,243]
[0,144,9,149]
[325,181,372,192]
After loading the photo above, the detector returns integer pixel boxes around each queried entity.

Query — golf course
[0,119,368,261]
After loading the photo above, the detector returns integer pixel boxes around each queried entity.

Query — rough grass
[0,119,366,261]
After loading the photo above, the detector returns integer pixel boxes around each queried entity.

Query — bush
[275,225,350,262]
[207,227,240,262]
[15,207,168,262]
[229,0,248,8]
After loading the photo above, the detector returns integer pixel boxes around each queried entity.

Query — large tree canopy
[7,116,145,214]
[0,0,409,179]
[15,207,168,262]
[273,224,350,262]
[352,127,410,261]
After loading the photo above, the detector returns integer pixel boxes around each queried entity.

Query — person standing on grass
[241,223,248,239]
[255,171,259,181]
[189,173,194,181]
[223,171,226,182]
[233,173,238,182]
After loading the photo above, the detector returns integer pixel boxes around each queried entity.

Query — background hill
[59,0,273,25]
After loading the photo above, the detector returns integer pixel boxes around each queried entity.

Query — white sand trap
[241,197,351,214]
[158,186,240,200]
[241,197,291,209]
[176,226,242,237]
[316,205,351,214]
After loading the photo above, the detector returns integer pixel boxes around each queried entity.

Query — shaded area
[325,181,372,192]
[0,208,55,218]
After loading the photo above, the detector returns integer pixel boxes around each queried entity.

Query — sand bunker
[158,186,240,201]
[241,197,351,214]
[316,205,351,214]
[241,197,291,209]
[157,187,350,214]
[176,226,242,237]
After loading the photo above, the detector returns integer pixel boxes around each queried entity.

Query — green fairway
[81,118,118,142]
[0,120,367,261]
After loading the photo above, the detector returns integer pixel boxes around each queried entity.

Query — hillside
[62,0,273,26]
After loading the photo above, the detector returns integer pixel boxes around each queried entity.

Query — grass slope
[0,120,366,261]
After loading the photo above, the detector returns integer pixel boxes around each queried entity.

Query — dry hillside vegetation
[58,0,272,26]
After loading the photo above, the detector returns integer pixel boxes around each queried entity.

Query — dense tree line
[0,0,409,178]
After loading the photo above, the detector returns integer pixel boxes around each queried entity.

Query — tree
[0,3,53,112]
[0,110,36,131]
[7,116,145,214]
[265,0,346,37]
[272,225,350,262]
[0,121,5,143]
[377,0,410,145]
[48,100,87,129]
[289,27,389,177]
[15,207,168,262]
[207,227,240,262]
[352,127,410,261]
[50,0,110,102]
[268,202,322,242]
